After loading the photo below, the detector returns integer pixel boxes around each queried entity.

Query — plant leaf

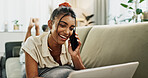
[16,20,18,23]
[120,18,132,22]
[128,0,133,3]
[139,0,144,3]
[117,14,123,18]
[120,3,128,8]
[132,15,135,19]
[129,7,133,9]
[136,8,142,14]
[128,18,132,22]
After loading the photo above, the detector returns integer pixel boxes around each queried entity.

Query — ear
[48,20,52,29]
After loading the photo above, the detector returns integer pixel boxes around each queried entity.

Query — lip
[58,34,68,41]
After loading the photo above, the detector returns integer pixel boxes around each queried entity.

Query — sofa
[3,22,148,78]
[1,41,22,78]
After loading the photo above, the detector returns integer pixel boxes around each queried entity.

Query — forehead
[57,15,75,25]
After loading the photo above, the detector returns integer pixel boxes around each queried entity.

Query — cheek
[57,27,64,34]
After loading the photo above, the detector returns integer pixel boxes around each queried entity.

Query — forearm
[35,29,40,36]
[24,29,32,42]
[35,25,40,36]
[72,55,85,70]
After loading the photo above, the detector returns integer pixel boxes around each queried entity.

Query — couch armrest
[6,57,22,78]
[5,41,22,60]
[1,56,7,78]
[12,46,21,57]
[1,56,6,69]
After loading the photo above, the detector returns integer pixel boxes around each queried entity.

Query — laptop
[68,62,139,78]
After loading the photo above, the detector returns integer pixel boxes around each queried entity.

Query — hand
[68,33,81,57]
[28,18,35,30]
[34,18,39,26]
[33,18,40,36]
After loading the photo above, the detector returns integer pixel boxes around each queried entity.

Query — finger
[68,40,73,52]
[78,40,81,48]
[75,36,80,40]
[75,40,81,51]
[75,33,80,40]
[68,40,70,47]
[75,32,78,36]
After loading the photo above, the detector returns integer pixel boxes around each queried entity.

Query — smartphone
[70,30,79,51]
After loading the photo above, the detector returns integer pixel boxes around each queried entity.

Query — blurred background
[0,0,148,55]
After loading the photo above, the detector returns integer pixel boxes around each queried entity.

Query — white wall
[0,0,65,32]
[0,32,26,56]
[0,0,5,31]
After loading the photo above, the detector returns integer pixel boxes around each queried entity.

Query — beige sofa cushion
[77,26,92,52]
[6,57,22,78]
[80,22,148,78]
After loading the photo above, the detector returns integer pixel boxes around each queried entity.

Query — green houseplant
[12,20,23,30]
[120,0,145,23]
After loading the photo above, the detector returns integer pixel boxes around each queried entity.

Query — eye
[70,26,74,31]
[59,24,66,27]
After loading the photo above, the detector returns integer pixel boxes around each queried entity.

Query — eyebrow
[60,21,68,25]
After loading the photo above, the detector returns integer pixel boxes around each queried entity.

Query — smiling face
[49,14,75,45]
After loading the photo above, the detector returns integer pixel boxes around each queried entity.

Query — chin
[58,40,66,45]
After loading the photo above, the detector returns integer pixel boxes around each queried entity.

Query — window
[108,0,148,25]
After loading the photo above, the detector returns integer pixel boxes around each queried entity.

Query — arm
[24,27,32,42]
[34,18,40,36]
[25,51,40,78]
[68,35,85,70]
[24,18,40,41]
[71,54,85,70]
[24,18,34,42]
[35,26,40,36]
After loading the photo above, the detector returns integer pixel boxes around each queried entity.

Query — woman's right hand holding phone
[68,33,85,70]
[68,33,81,57]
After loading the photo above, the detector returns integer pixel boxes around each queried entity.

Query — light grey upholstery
[6,57,22,78]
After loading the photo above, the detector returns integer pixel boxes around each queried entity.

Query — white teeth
[60,35,66,39]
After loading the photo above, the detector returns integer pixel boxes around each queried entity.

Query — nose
[64,28,70,35]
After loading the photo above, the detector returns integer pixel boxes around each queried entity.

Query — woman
[22,2,85,78]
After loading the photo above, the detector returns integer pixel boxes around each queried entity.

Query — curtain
[94,0,109,25]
